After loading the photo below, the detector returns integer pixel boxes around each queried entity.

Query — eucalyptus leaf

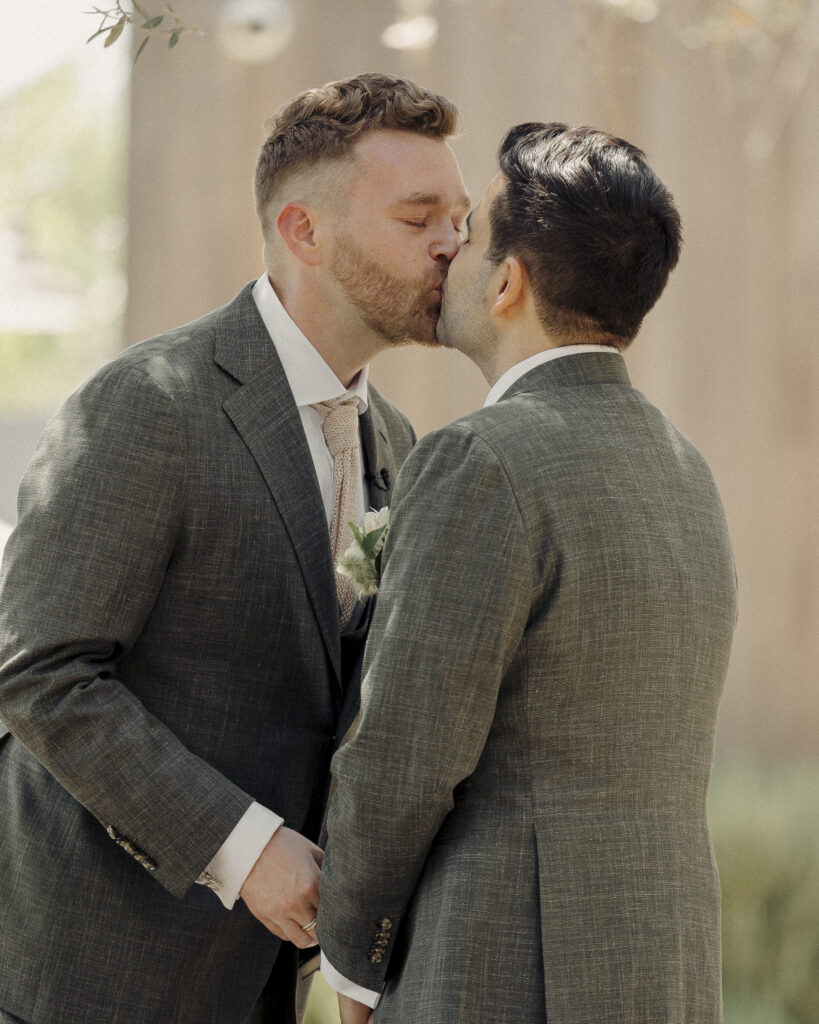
[104,17,127,47]
[133,35,150,63]
[142,15,164,28]
[168,30,180,47]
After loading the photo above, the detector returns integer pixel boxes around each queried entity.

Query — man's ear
[490,256,527,318]
[276,202,323,266]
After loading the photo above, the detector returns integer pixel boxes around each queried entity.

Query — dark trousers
[244,943,299,1024]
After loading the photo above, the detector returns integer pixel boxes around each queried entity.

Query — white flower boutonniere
[336,506,390,600]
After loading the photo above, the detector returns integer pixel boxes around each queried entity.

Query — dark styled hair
[255,73,458,221]
[487,122,682,346]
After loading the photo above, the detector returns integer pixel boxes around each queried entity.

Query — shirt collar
[251,273,369,412]
[484,344,620,407]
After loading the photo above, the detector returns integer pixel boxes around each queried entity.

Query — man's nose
[430,224,460,263]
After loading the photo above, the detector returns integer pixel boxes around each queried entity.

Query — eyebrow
[393,192,472,213]
[466,211,473,232]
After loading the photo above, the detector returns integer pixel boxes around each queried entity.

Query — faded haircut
[254,72,459,233]
[487,123,682,347]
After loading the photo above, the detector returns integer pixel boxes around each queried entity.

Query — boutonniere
[336,507,390,600]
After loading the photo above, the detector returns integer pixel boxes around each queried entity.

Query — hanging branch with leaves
[86,1,199,63]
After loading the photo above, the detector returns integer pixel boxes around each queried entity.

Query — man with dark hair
[0,74,468,1023]
[318,123,736,1024]
[483,122,682,346]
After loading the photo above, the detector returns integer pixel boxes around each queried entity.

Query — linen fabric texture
[318,352,738,1024]
[0,283,414,1024]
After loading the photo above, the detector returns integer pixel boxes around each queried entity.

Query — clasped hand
[240,829,375,1021]
[239,825,323,949]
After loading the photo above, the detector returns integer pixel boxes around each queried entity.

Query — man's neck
[268,274,378,388]
[481,331,563,387]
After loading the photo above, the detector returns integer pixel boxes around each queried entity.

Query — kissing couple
[0,73,736,1024]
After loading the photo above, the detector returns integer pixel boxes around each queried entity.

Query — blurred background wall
[1,2,818,1020]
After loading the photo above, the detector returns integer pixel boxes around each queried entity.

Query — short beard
[331,232,444,347]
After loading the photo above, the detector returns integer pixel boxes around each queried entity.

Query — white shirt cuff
[320,951,381,1009]
[199,801,283,909]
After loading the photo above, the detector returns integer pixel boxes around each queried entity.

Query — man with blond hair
[0,73,468,1024]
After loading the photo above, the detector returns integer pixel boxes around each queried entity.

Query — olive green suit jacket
[0,283,414,1024]
[319,352,737,1024]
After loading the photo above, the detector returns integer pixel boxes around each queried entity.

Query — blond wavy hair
[254,72,459,232]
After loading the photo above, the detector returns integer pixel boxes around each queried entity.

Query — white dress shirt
[483,344,619,407]
[200,273,370,910]
[320,343,621,1009]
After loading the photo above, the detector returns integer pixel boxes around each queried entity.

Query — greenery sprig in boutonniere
[336,507,389,600]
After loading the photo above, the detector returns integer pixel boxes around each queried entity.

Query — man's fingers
[252,914,289,943]
[303,834,323,866]
[239,826,323,946]
[293,908,319,948]
[282,914,319,949]
[254,911,318,949]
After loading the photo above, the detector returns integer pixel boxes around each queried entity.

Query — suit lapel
[213,285,342,684]
[360,398,396,513]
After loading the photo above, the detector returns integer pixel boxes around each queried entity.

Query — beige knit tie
[313,398,360,628]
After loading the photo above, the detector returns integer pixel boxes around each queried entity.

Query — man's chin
[385,333,441,350]
[384,310,442,349]
[415,334,442,350]
[434,325,451,349]
[418,315,443,348]
[434,314,456,350]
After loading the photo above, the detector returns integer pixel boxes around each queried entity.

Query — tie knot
[313,398,359,458]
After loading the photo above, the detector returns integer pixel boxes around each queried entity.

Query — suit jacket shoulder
[85,282,271,398]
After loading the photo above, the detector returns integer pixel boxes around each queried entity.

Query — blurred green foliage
[711,760,819,1024]
[304,973,341,1024]
[304,761,819,1023]
[0,63,126,415]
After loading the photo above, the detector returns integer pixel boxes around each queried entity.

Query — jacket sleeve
[0,363,253,899]
[317,422,532,990]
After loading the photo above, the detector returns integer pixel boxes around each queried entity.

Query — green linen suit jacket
[0,283,414,1024]
[318,351,737,1024]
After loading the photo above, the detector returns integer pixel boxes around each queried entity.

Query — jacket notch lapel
[219,346,342,685]
[360,403,395,512]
